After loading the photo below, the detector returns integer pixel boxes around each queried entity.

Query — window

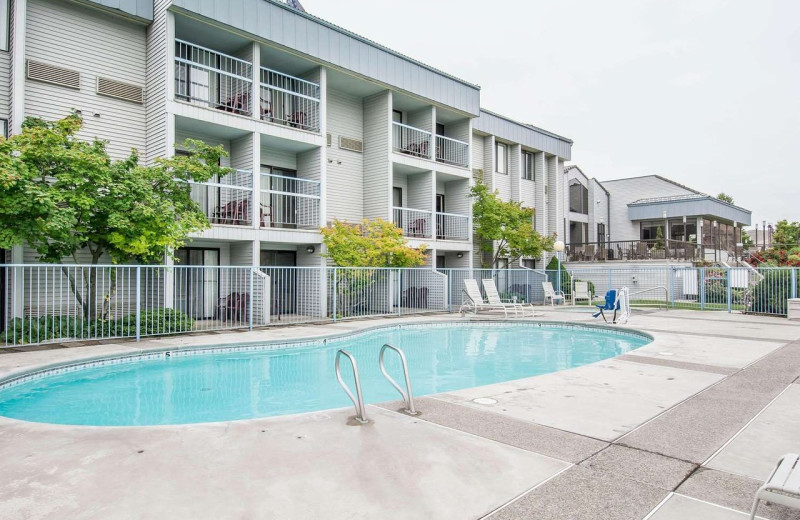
[392,110,402,124]
[568,181,589,214]
[521,259,535,269]
[522,151,534,181]
[0,0,8,52]
[436,123,445,136]
[495,142,507,174]
[597,223,606,246]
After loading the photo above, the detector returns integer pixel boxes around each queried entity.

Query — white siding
[261,146,296,170]
[602,176,695,242]
[326,88,363,222]
[471,132,484,176]
[0,52,9,121]
[145,0,169,163]
[24,0,147,160]
[362,90,390,220]
[229,241,253,266]
[407,171,432,211]
[407,107,432,133]
[230,134,254,171]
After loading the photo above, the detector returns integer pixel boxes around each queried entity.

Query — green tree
[470,181,554,267]
[773,220,800,246]
[320,218,427,267]
[654,226,665,250]
[0,114,229,319]
[717,192,734,204]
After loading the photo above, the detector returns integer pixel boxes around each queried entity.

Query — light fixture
[456,252,463,259]
[553,240,565,253]
[306,245,315,254]
[662,210,667,219]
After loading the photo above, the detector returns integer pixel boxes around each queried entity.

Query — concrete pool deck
[1,309,800,519]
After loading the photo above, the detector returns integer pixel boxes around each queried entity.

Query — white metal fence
[435,212,470,241]
[174,39,253,115]
[190,169,253,226]
[435,134,469,168]
[392,122,431,159]
[393,207,432,238]
[3,264,797,347]
[259,67,321,132]
[259,173,320,229]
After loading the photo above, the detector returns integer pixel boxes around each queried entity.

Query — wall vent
[326,133,331,147]
[339,136,363,153]
[26,60,80,89]
[96,77,144,104]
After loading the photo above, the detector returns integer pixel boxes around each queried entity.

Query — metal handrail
[628,285,669,310]
[334,350,368,423]
[379,344,418,415]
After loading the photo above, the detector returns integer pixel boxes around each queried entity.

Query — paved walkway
[1,309,800,519]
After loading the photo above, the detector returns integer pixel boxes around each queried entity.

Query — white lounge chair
[482,278,537,317]
[460,279,511,317]
[542,281,565,306]
[750,453,800,519]
[572,281,592,306]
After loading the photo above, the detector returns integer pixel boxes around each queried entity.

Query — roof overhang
[628,196,752,225]
[473,110,572,160]
[77,0,154,22]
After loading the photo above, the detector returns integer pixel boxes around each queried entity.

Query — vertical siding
[326,88,363,222]
[24,0,147,159]
[602,176,695,242]
[145,0,169,163]
[362,90,390,220]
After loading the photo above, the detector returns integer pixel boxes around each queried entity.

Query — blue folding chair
[593,290,619,323]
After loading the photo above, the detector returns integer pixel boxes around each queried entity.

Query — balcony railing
[175,39,253,115]
[393,207,432,238]
[435,135,469,168]
[392,122,432,159]
[565,239,704,262]
[260,173,321,229]
[259,68,321,132]
[189,170,253,226]
[435,212,470,241]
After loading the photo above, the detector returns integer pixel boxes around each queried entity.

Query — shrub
[114,308,194,335]
[546,256,571,294]
[750,270,793,315]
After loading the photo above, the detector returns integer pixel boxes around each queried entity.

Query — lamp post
[553,240,565,295]
[762,220,767,251]
[713,220,718,263]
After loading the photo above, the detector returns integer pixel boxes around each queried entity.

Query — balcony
[259,68,320,132]
[393,207,432,238]
[435,212,470,241]
[392,122,469,168]
[189,170,254,226]
[175,40,253,115]
[260,173,321,230]
[566,239,704,262]
[435,135,469,168]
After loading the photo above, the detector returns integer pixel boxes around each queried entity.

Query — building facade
[2,0,572,273]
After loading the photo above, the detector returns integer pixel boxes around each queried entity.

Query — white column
[10,0,27,135]
[11,245,23,318]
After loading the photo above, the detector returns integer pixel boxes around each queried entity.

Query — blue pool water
[0,323,650,426]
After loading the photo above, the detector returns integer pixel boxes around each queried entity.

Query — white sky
[306,0,799,227]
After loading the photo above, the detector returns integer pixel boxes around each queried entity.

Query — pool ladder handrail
[379,343,419,415]
[334,349,369,424]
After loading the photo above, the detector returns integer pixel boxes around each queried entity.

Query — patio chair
[585,244,596,261]
[482,279,536,317]
[572,281,592,306]
[542,281,565,306]
[459,279,510,317]
[409,218,427,237]
[216,292,249,322]
[636,242,649,259]
[750,453,800,520]
[592,290,619,323]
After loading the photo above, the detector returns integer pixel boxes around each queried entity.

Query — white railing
[189,169,253,226]
[435,212,470,241]
[174,39,253,115]
[259,173,320,229]
[435,135,469,168]
[393,207,432,238]
[392,122,432,159]
[259,67,321,132]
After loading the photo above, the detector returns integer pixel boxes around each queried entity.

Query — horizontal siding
[362,90,390,220]
[0,52,9,121]
[171,0,481,115]
[473,110,572,160]
[407,171,431,211]
[145,0,168,163]
[261,146,297,170]
[24,0,147,160]
[326,88,363,222]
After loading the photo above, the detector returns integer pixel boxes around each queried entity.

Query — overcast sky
[306,0,799,227]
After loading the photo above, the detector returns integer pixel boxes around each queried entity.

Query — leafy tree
[320,218,427,267]
[716,192,734,204]
[654,226,664,250]
[773,220,800,246]
[741,231,754,249]
[0,114,229,320]
[545,256,571,295]
[470,181,554,267]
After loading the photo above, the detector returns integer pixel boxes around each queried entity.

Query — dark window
[521,259,535,269]
[568,181,589,214]
[522,151,534,181]
[392,110,402,124]
[436,123,445,136]
[495,142,507,174]
[597,223,606,246]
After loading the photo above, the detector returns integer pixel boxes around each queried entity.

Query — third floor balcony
[392,122,469,169]
[174,40,321,133]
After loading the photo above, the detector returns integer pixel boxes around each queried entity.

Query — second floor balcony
[260,173,321,230]
[189,170,254,227]
[392,122,469,168]
[393,207,470,241]
[174,40,321,132]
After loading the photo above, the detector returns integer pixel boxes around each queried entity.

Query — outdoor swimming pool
[0,322,651,426]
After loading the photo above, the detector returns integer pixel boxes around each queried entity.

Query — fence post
[135,266,141,342]
[249,268,254,331]
[332,268,337,322]
[669,267,675,309]
[700,267,706,310]
[726,267,732,313]
[397,269,402,316]
[792,268,798,300]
